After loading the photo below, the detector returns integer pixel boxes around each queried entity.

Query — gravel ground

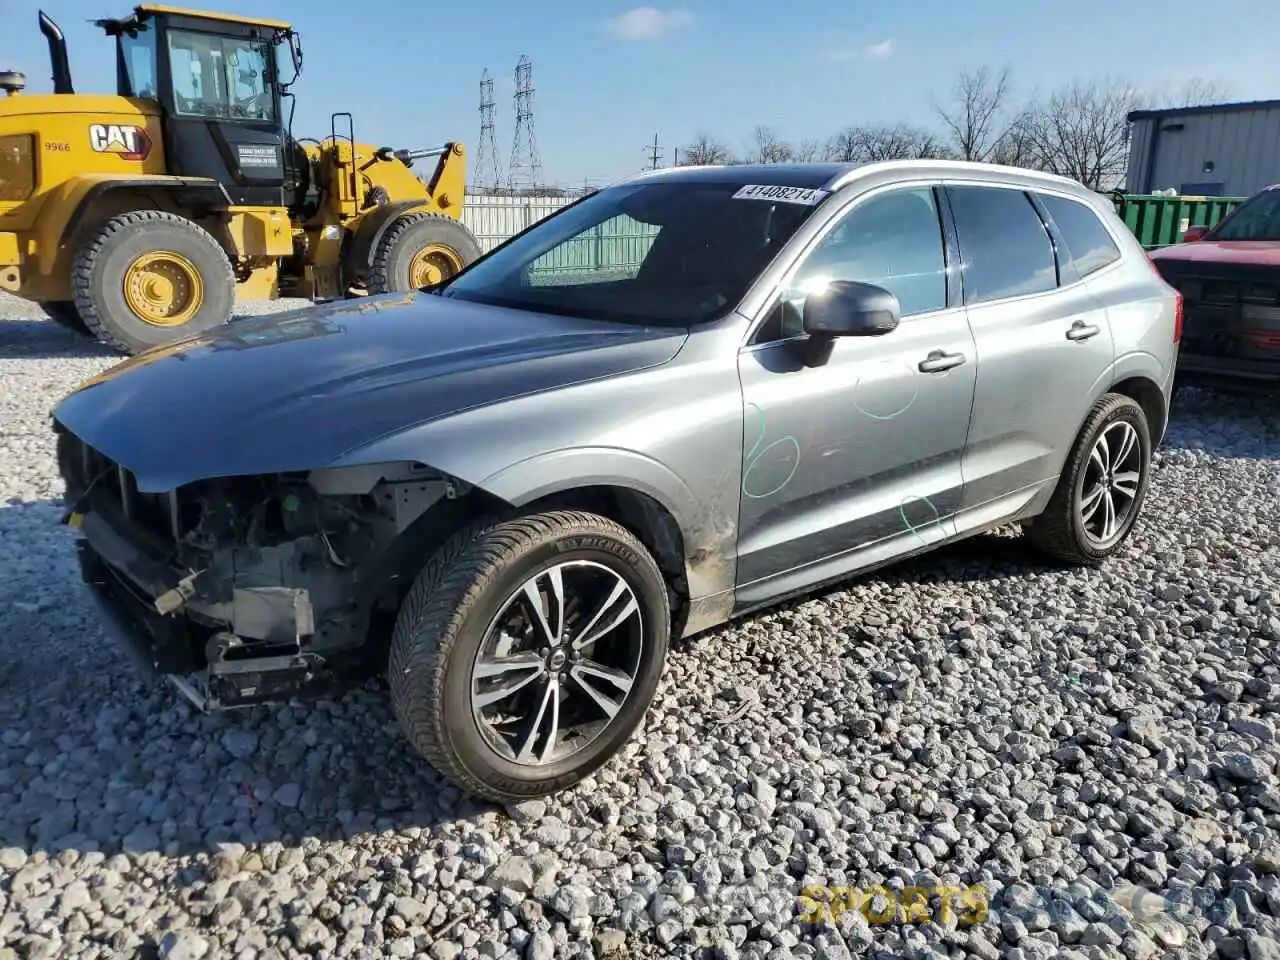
[2,292,1280,960]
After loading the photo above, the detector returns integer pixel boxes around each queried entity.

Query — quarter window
[120,27,158,99]
[1038,193,1122,278]
[947,185,1057,304]
[788,187,948,318]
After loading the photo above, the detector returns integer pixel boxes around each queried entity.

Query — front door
[159,21,287,206]
[735,184,978,602]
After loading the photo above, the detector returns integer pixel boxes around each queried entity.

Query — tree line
[678,68,1232,191]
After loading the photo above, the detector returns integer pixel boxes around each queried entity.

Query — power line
[645,131,664,170]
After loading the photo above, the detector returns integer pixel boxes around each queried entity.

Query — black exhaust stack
[38,11,74,94]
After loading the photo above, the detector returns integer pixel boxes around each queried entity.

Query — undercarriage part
[165,650,328,712]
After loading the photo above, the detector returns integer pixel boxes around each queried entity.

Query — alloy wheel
[1079,420,1143,547]
[470,560,645,766]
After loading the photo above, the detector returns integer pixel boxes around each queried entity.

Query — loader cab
[97,4,299,205]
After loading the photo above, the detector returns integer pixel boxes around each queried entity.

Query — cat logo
[89,123,152,161]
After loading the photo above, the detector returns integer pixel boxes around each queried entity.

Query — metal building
[1125,98,1280,198]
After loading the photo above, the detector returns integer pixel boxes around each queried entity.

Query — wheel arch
[42,176,231,275]
[344,200,433,280]
[360,452,721,651]
[1108,374,1168,447]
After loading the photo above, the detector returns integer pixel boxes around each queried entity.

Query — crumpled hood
[52,292,688,491]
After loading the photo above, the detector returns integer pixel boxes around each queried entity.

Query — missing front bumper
[76,539,331,711]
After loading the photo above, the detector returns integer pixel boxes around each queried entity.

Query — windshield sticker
[733,184,829,205]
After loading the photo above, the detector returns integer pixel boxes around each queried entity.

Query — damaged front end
[55,424,467,712]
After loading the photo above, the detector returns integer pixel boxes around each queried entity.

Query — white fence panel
[461,195,575,253]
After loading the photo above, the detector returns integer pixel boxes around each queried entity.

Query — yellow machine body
[0,4,478,353]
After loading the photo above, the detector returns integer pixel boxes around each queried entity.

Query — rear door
[944,183,1116,521]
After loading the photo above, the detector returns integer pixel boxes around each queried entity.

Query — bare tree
[681,132,733,166]
[1019,78,1144,190]
[987,107,1039,168]
[934,66,1019,162]
[824,123,950,163]
[792,137,824,162]
[1140,76,1233,109]
[745,125,794,164]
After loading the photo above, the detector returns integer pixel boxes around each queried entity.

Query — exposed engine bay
[55,425,467,712]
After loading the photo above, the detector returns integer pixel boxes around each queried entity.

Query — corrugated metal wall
[1124,119,1156,194]
[1125,106,1280,197]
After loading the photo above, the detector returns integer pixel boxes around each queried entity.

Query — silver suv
[53,159,1181,802]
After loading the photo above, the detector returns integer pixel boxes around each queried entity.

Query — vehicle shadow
[0,498,482,866]
[0,318,122,361]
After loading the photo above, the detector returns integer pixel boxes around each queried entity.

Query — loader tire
[72,210,236,355]
[39,301,89,335]
[366,212,481,294]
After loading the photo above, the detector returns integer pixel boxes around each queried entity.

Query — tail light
[1144,252,1182,344]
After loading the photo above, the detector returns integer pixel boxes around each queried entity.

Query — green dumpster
[1107,192,1246,249]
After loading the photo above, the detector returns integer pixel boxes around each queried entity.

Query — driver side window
[757,186,948,342]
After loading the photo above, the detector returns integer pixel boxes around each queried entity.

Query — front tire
[1027,392,1153,565]
[387,510,670,803]
[366,212,481,294]
[72,210,236,355]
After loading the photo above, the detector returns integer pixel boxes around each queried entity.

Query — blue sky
[5,0,1279,185]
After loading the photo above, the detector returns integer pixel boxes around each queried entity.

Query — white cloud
[826,37,895,63]
[605,7,693,41]
[863,39,895,59]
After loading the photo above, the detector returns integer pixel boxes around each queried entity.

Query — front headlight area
[61,444,472,711]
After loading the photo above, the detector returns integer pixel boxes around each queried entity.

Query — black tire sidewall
[1068,398,1152,559]
[381,217,481,291]
[77,218,234,353]
[436,528,669,797]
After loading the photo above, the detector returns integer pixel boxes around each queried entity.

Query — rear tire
[366,212,481,294]
[39,301,89,335]
[1027,392,1152,565]
[387,510,670,803]
[72,210,236,355]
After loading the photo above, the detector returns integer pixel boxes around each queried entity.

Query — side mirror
[802,280,901,338]
[1182,225,1209,242]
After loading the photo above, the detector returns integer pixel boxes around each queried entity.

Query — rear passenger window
[1038,193,1122,278]
[947,185,1057,304]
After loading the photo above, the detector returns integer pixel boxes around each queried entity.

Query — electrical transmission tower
[475,69,502,191]
[645,131,664,170]
[507,55,543,193]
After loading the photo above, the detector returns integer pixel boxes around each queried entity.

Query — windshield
[167,29,275,122]
[1211,188,1280,241]
[441,181,828,326]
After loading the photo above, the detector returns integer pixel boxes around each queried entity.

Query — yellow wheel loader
[0,5,481,353]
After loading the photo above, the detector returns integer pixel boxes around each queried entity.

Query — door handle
[918,349,966,373]
[1066,320,1101,341]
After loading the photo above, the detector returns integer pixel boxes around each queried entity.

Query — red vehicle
[1149,184,1280,393]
